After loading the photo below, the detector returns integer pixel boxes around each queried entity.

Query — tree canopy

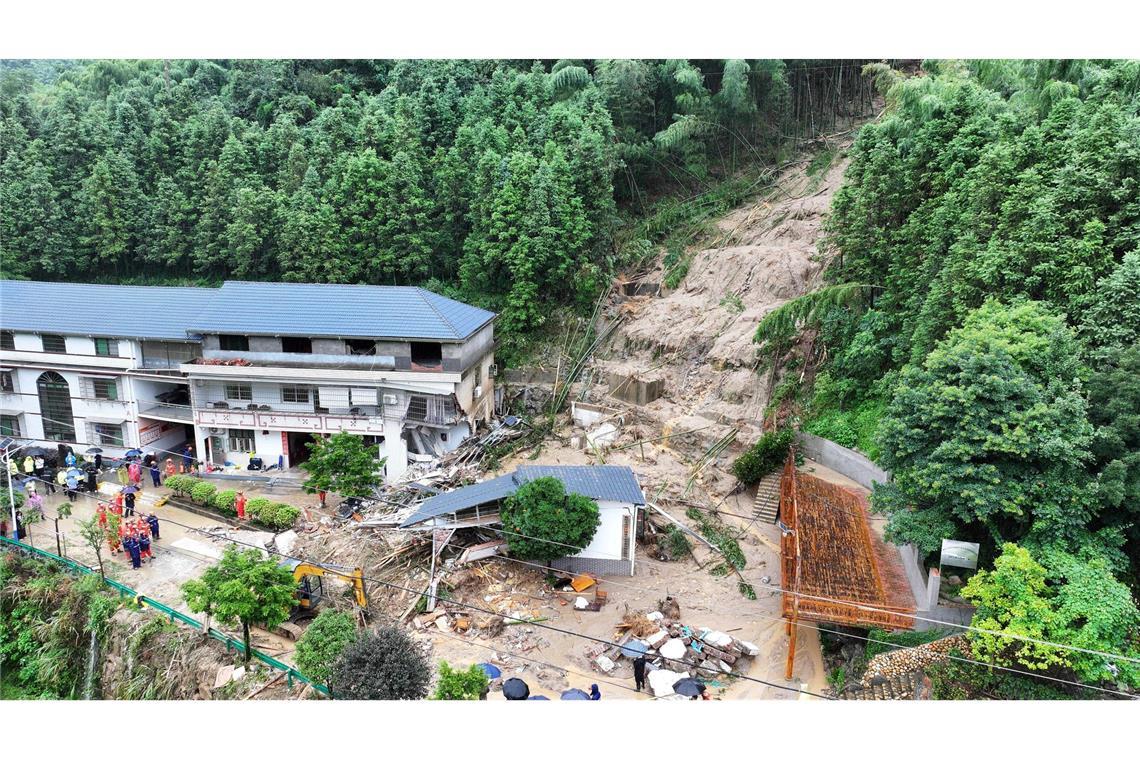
[329,626,431,700]
[181,546,297,664]
[293,609,359,690]
[0,58,868,334]
[500,476,600,562]
[301,431,383,497]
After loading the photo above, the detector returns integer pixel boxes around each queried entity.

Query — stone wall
[795,431,890,490]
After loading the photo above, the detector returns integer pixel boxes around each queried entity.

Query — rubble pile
[859,634,966,687]
[591,607,760,697]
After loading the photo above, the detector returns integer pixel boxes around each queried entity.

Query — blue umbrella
[502,678,530,700]
[67,468,83,479]
[527,695,550,700]
[560,688,590,700]
[478,663,502,679]
[673,678,705,698]
[124,449,143,458]
[620,640,649,658]
[121,486,139,494]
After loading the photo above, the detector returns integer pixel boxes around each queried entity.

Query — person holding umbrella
[124,487,137,517]
[672,678,707,700]
[65,469,80,503]
[502,678,530,700]
[85,462,98,493]
[560,688,591,700]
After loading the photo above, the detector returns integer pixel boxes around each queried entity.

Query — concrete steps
[752,471,782,523]
[839,671,922,700]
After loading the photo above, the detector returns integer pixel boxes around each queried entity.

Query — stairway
[752,470,782,523]
[838,671,923,700]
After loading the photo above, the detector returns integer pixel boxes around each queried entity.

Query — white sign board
[940,539,980,571]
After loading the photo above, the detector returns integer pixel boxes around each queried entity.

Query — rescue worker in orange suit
[96,503,108,530]
[235,491,247,521]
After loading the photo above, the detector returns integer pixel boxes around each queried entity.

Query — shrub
[213,490,238,516]
[164,474,193,495]
[295,610,359,690]
[190,481,217,506]
[330,626,431,700]
[433,662,489,700]
[266,503,300,531]
[731,428,794,485]
[246,497,273,520]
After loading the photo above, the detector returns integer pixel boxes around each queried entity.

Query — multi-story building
[0,280,496,481]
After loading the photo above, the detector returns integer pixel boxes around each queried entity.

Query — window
[346,338,376,356]
[41,334,67,353]
[282,336,312,354]
[225,383,253,401]
[0,415,20,437]
[37,371,75,441]
[219,334,249,351]
[91,378,118,400]
[0,371,13,393]
[621,514,632,561]
[228,428,255,453]
[141,340,200,369]
[0,331,14,350]
[281,385,310,404]
[93,423,125,447]
[410,342,443,369]
[94,338,119,357]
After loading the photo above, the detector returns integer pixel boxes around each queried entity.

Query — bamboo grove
[0,59,875,334]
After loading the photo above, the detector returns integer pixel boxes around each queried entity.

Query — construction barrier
[0,535,329,697]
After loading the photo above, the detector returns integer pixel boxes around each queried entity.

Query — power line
[14,434,1140,670]
[5,475,828,699]
[15,472,1134,698]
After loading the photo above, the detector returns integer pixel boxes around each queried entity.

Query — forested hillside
[0,58,872,335]
[766,60,1140,687]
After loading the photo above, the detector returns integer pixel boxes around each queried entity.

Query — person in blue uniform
[124,490,136,517]
[138,531,151,564]
[146,513,160,541]
[124,534,141,570]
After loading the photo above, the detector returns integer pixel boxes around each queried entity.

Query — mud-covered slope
[591,140,854,456]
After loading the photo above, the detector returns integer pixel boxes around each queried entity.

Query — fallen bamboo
[645,502,717,550]
[244,671,286,700]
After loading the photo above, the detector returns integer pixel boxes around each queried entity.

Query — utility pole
[54,517,62,556]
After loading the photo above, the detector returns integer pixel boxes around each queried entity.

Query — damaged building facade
[0,280,496,480]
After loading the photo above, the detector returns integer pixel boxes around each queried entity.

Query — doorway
[287,431,317,467]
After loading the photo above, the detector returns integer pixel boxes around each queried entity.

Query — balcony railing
[139,401,193,422]
[192,406,385,435]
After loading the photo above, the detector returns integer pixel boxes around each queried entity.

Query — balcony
[139,401,193,423]
[192,405,385,435]
[404,395,458,428]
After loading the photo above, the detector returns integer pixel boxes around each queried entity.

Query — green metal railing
[0,535,329,697]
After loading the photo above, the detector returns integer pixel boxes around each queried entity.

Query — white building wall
[576,499,635,564]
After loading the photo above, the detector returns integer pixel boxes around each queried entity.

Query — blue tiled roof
[189,281,495,341]
[401,465,645,527]
[0,280,214,341]
[0,280,496,343]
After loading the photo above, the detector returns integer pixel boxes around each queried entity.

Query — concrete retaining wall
[795,432,890,491]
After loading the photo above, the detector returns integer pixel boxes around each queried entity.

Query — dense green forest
[0,58,873,335]
[770,59,1140,688]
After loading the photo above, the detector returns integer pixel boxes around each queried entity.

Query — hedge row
[731,428,795,485]
[162,475,299,531]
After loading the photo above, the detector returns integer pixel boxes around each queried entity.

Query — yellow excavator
[274,559,368,639]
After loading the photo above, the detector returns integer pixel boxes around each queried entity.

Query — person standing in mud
[633,655,647,692]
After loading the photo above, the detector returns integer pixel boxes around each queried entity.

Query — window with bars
[94,338,119,357]
[0,331,14,350]
[92,422,125,446]
[0,371,14,393]
[281,385,310,404]
[225,383,253,401]
[37,371,75,441]
[91,378,118,400]
[41,334,67,353]
[228,428,255,452]
[0,415,20,437]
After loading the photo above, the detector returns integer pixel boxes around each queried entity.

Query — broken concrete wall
[606,371,664,405]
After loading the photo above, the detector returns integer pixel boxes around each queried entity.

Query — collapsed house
[399,465,645,576]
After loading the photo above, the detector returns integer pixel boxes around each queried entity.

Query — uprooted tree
[500,476,599,562]
[181,546,297,665]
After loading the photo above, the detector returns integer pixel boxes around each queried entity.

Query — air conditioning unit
[208,427,225,435]
[488,364,498,377]
[382,394,398,405]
